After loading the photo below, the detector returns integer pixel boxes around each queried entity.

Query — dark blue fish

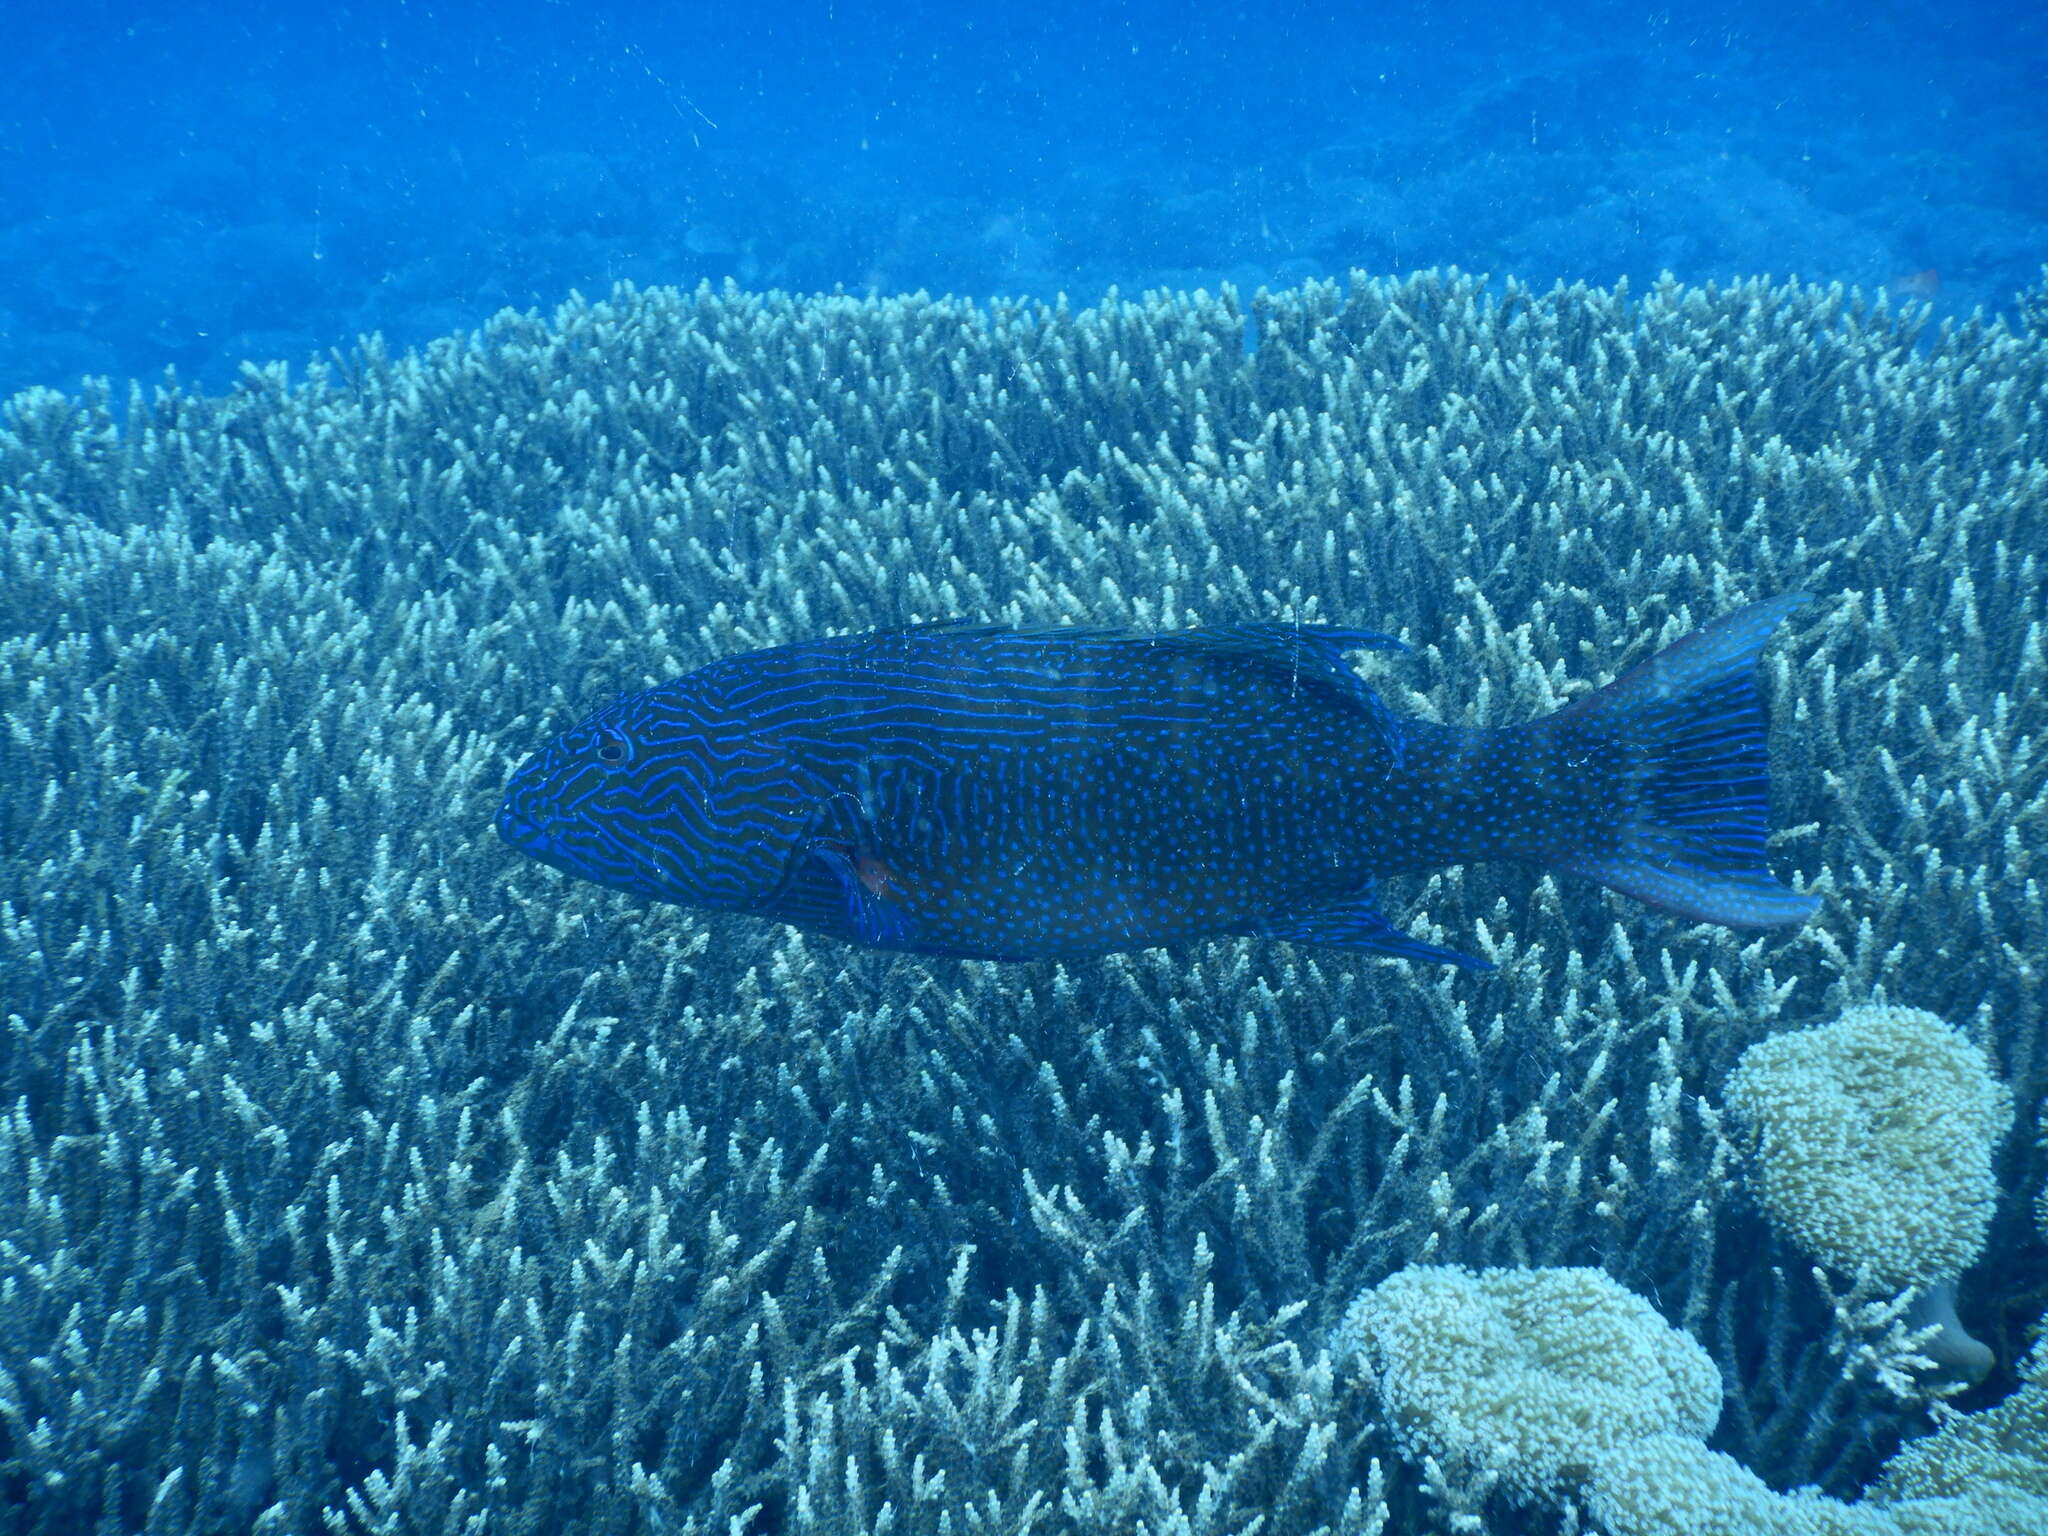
[497,596,1818,968]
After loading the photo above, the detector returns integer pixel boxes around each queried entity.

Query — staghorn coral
[1,270,2045,1533]
[2021,265,2048,338]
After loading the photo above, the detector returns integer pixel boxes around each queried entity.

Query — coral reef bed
[2,270,2044,1533]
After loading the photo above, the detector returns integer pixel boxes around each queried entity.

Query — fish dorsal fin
[820,619,1409,766]
[1160,623,1409,768]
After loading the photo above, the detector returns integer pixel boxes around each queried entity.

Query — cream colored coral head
[1724,1003,2013,1289]
[1333,1264,1723,1499]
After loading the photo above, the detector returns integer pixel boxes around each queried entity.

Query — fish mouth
[496,801,555,857]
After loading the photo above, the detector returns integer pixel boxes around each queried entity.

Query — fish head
[497,678,802,910]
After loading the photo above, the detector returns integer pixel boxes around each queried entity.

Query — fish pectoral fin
[1244,885,1492,969]
[810,842,922,947]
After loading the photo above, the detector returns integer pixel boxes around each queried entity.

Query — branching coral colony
[1,270,2044,1534]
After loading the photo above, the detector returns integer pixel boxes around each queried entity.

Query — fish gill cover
[1,270,2046,1532]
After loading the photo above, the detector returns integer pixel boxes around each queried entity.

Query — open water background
[2,0,2044,400]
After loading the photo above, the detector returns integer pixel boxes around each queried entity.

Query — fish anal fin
[1246,886,1492,969]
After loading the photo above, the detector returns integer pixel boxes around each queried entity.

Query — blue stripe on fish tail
[1537,593,1818,928]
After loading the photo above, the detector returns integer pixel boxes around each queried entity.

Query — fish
[496,595,1819,968]
[1887,267,1940,300]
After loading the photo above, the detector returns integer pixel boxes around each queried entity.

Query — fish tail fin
[1537,594,1819,929]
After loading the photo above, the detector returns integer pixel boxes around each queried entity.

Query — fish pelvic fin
[1538,594,1820,929]
[810,841,922,948]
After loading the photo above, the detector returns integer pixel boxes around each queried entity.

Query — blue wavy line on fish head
[497,672,812,911]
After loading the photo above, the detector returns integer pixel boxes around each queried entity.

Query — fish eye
[595,730,629,765]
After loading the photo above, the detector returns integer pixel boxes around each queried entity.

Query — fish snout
[496,797,551,855]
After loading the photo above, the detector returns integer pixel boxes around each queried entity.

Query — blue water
[3,0,2042,400]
